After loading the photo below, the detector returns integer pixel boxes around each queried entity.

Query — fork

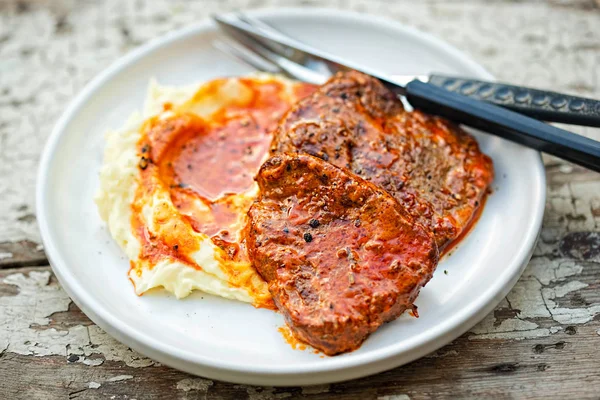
[221,13,600,128]
[212,13,600,172]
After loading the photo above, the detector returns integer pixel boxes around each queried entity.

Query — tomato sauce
[278,325,308,351]
[137,78,317,263]
[440,191,489,257]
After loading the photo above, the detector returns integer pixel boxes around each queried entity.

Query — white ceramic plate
[37,8,545,386]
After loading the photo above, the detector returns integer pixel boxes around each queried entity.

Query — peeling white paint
[0,271,82,357]
[569,181,600,230]
[82,357,104,366]
[552,281,589,298]
[506,277,550,319]
[237,386,292,400]
[176,378,213,392]
[549,305,600,325]
[469,328,552,341]
[0,252,13,260]
[540,280,600,325]
[558,165,573,174]
[88,382,101,389]
[0,271,154,367]
[470,254,600,340]
[426,349,458,358]
[471,313,539,336]
[378,395,411,400]
[301,384,330,395]
[527,258,583,286]
[108,375,134,382]
[82,326,155,368]
[2,265,593,370]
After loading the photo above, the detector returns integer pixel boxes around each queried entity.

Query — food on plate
[95,74,315,305]
[96,69,493,355]
[271,71,494,250]
[246,153,439,355]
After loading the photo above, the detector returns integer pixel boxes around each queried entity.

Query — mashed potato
[95,75,315,306]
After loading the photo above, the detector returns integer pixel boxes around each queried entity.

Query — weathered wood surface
[1,0,600,398]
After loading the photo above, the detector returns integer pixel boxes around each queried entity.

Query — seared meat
[246,153,438,355]
[271,71,494,250]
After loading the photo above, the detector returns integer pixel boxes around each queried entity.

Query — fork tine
[236,13,280,36]
[237,14,428,86]
[213,37,282,74]
[235,13,295,57]
[236,13,334,72]
[213,15,328,84]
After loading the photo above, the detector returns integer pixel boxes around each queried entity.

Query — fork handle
[427,75,600,127]
[405,80,600,172]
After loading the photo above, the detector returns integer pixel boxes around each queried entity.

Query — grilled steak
[271,71,494,250]
[246,153,438,355]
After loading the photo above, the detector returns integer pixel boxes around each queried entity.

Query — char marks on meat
[246,153,439,355]
[271,71,494,249]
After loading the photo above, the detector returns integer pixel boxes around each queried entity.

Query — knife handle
[428,74,600,127]
[405,80,600,172]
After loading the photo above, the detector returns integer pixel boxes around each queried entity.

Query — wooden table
[1,0,599,398]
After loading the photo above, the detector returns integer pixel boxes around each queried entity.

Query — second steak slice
[246,153,439,355]
[271,71,494,250]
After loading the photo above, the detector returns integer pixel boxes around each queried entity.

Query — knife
[390,74,600,128]
[214,14,600,172]
[232,13,600,128]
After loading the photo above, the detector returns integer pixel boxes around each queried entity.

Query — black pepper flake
[444,270,448,275]
[283,227,289,234]
[187,164,193,170]
[178,183,188,188]
[309,219,320,228]
[286,163,292,172]
[173,244,179,251]
[139,156,149,170]
[354,219,361,227]
[141,144,149,153]
[303,232,313,242]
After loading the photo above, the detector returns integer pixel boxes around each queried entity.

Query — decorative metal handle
[428,75,600,127]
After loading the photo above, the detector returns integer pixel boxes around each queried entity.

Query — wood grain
[1,0,599,398]
[0,240,47,268]
[1,264,599,398]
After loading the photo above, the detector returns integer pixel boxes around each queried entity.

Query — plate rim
[36,7,546,385]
